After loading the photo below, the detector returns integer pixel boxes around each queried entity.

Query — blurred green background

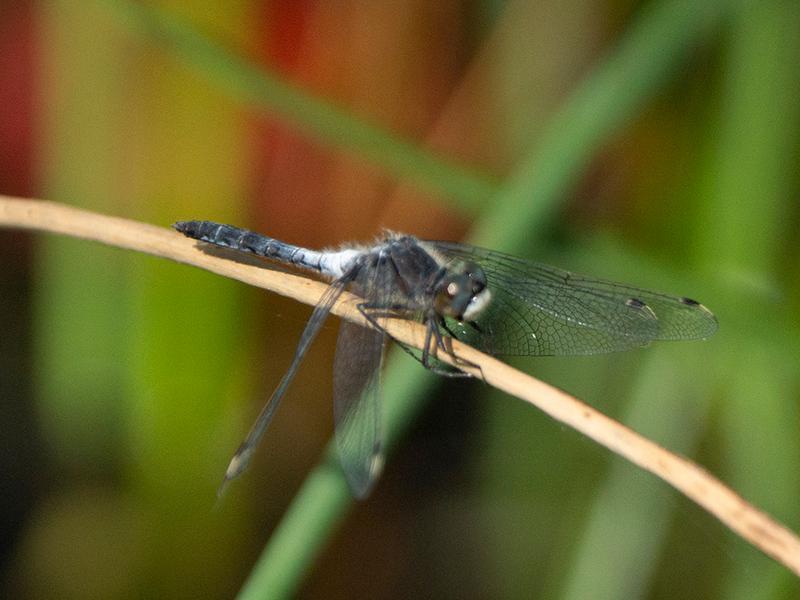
[1,0,799,598]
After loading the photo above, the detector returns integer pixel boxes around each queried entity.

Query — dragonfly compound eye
[434,275,472,318]
[464,262,487,293]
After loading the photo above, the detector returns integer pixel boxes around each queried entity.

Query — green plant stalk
[122,3,259,594]
[705,2,800,598]
[240,371,434,600]
[558,350,714,599]
[35,0,132,481]
[470,0,736,251]
[98,0,499,211]
[237,0,738,598]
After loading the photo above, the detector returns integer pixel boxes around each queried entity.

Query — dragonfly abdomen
[174,221,333,273]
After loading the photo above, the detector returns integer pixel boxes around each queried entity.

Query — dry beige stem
[2,194,799,576]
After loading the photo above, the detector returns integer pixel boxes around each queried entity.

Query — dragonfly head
[434,261,492,322]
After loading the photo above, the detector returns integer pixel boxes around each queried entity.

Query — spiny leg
[356,304,468,378]
[437,319,485,381]
[421,318,433,367]
[420,318,473,378]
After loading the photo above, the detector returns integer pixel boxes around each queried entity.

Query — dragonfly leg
[355,304,468,377]
[419,318,472,378]
[421,318,433,367]
[355,303,422,364]
[433,318,484,380]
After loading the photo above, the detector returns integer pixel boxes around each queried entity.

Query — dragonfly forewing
[431,241,717,356]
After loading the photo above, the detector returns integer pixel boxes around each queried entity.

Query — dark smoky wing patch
[626,297,646,308]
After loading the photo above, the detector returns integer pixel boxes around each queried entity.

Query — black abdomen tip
[173,220,197,236]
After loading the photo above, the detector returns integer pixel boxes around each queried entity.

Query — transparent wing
[429,241,718,356]
[333,318,385,499]
[332,253,390,499]
[218,275,351,497]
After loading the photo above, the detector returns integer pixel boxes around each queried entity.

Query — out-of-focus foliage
[0,1,798,599]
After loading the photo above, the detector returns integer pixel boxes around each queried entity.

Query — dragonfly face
[433,260,492,322]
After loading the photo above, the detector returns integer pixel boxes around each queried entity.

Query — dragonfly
[173,221,718,498]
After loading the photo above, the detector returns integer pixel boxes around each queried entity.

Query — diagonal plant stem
[3,196,800,582]
[470,0,739,251]
[97,0,499,212]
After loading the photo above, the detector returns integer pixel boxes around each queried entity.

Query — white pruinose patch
[463,288,492,321]
[319,248,362,278]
